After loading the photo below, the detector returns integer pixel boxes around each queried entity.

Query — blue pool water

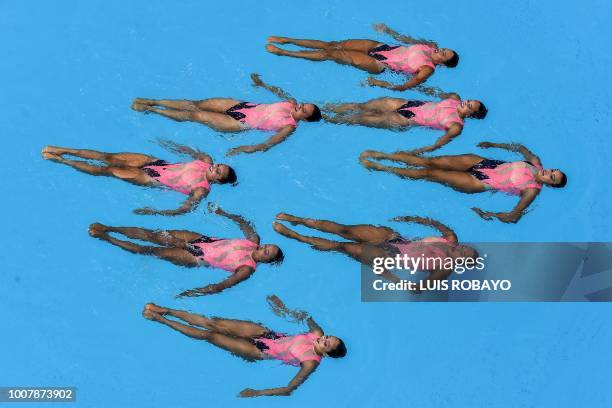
[2,1,612,406]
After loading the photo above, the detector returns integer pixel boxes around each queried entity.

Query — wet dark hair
[472,102,488,120]
[444,51,459,68]
[551,172,567,188]
[270,247,285,265]
[221,166,238,185]
[328,338,347,359]
[306,105,322,122]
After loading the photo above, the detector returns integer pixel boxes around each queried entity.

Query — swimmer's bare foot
[272,222,300,239]
[266,44,286,55]
[144,303,169,315]
[267,36,291,44]
[88,223,108,238]
[131,101,151,112]
[142,308,161,321]
[42,146,63,161]
[275,213,303,226]
[360,150,386,160]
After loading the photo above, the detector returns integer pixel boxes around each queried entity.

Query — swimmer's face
[538,169,564,186]
[293,103,315,120]
[314,335,341,355]
[457,100,482,117]
[432,48,455,64]
[207,164,230,183]
[252,244,281,263]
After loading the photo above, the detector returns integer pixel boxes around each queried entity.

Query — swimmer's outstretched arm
[472,188,538,224]
[250,73,296,102]
[157,139,213,163]
[372,23,438,48]
[266,295,310,323]
[414,85,461,101]
[477,141,542,166]
[239,360,319,398]
[209,203,260,243]
[391,216,458,243]
[133,187,208,216]
[177,266,254,297]
[367,66,434,91]
[409,123,463,155]
[227,125,296,156]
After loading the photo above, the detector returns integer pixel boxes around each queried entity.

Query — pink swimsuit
[471,160,543,196]
[369,44,436,74]
[255,332,322,367]
[397,98,464,130]
[227,101,297,131]
[189,238,258,273]
[143,160,211,195]
[389,236,452,271]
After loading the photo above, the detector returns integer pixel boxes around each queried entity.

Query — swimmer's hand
[471,207,495,221]
[133,207,158,215]
[494,212,519,224]
[226,146,254,156]
[250,73,264,87]
[391,215,426,223]
[365,77,390,88]
[372,23,390,33]
[134,206,189,216]
[207,202,221,214]
[238,388,260,398]
[477,141,495,149]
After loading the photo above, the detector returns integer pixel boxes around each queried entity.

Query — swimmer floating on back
[273,213,477,288]
[267,23,459,91]
[42,141,236,216]
[132,74,322,156]
[142,295,346,398]
[324,89,487,154]
[359,142,567,223]
[88,204,283,296]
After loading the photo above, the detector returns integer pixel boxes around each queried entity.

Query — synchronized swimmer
[142,295,346,398]
[41,21,570,399]
[360,142,567,223]
[324,90,487,153]
[88,205,283,297]
[273,213,477,287]
[131,74,322,156]
[42,142,236,216]
[267,23,458,91]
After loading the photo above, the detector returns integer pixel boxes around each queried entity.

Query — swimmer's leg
[276,214,396,244]
[132,98,198,111]
[326,112,408,129]
[362,151,485,171]
[193,98,243,112]
[43,153,155,186]
[89,224,198,267]
[273,222,382,264]
[266,44,384,74]
[325,98,405,114]
[143,309,265,361]
[43,146,158,167]
[95,225,200,247]
[359,157,486,193]
[133,98,241,113]
[268,37,380,52]
[140,106,243,132]
[148,305,269,337]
